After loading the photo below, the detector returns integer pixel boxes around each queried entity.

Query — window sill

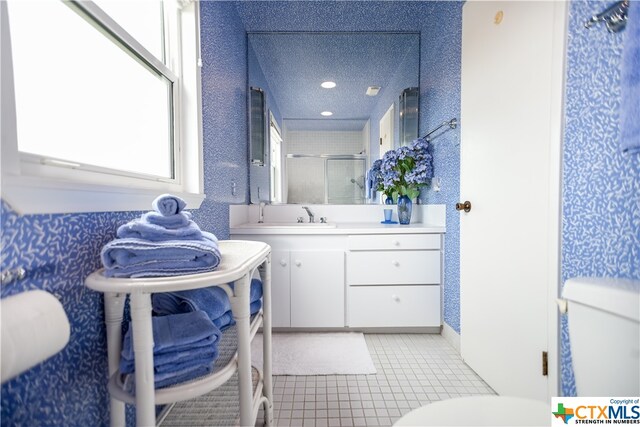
[1,175,205,215]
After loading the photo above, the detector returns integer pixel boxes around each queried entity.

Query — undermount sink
[240,222,337,229]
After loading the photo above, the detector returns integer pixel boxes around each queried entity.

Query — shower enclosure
[286,154,367,204]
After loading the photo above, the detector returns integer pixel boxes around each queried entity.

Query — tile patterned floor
[257,334,495,427]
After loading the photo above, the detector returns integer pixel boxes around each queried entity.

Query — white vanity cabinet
[346,234,442,328]
[230,224,444,330]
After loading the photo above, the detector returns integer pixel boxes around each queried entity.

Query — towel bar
[585,0,629,33]
[421,118,457,142]
[0,267,26,286]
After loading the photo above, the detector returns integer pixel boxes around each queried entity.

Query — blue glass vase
[397,195,412,225]
[385,195,394,205]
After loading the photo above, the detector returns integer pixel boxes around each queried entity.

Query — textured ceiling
[248,32,419,122]
[284,119,368,132]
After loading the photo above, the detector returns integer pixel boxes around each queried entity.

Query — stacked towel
[621,1,640,154]
[116,217,204,241]
[101,194,221,278]
[120,310,221,391]
[152,278,264,330]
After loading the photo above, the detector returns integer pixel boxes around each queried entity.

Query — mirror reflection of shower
[284,119,368,204]
[350,177,364,190]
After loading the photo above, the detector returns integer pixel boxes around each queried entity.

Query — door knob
[295,260,302,267]
[279,260,287,267]
[456,201,472,212]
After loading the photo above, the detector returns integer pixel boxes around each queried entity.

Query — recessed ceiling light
[321,81,336,89]
[321,111,333,116]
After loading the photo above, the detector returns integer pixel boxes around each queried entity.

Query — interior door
[379,104,394,157]
[460,1,564,401]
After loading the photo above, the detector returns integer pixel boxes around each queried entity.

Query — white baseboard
[441,322,460,352]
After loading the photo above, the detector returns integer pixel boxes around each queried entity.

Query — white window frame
[0,0,204,214]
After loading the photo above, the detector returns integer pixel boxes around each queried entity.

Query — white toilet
[394,277,640,426]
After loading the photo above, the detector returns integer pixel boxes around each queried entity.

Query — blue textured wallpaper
[191,1,249,238]
[417,3,463,334]
[234,0,464,334]
[0,202,139,425]
[560,0,640,396]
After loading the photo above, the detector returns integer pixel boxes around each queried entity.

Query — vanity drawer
[347,234,440,251]
[348,285,440,327]
[347,250,440,285]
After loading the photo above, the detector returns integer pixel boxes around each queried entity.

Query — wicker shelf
[85,240,274,427]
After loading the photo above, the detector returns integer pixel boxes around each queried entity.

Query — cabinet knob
[393,240,400,246]
[279,260,287,267]
[295,260,302,267]
[392,260,400,267]
[392,294,400,302]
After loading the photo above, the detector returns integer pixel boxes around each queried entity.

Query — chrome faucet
[302,206,315,223]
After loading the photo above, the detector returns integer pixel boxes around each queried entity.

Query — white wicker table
[85,240,273,427]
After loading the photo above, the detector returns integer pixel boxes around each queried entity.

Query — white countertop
[230,222,446,235]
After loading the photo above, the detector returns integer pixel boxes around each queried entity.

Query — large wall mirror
[248,32,419,204]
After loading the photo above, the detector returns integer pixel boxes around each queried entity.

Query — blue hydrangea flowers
[368,137,434,200]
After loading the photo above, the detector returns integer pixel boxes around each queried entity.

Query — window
[0,0,204,214]
[269,114,283,203]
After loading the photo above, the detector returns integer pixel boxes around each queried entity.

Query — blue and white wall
[192,1,248,235]
[560,0,640,396]
[0,203,140,425]
[0,3,246,425]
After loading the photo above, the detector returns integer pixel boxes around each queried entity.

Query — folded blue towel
[121,346,218,374]
[153,194,187,216]
[214,300,263,331]
[101,234,221,278]
[119,311,221,374]
[123,362,214,392]
[213,311,235,330]
[120,311,219,359]
[152,279,262,318]
[153,355,217,374]
[152,279,263,330]
[116,217,204,241]
[143,211,193,230]
[230,278,263,303]
[153,285,231,322]
[621,1,640,154]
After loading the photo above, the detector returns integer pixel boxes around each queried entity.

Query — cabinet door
[290,251,345,328]
[270,250,291,328]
